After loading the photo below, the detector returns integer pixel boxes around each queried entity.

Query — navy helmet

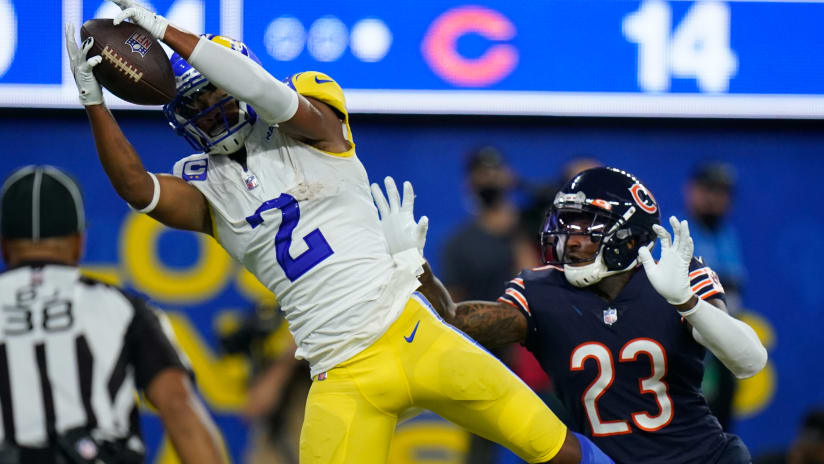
[541,166,661,274]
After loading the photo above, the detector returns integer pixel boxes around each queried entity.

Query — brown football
[80,19,175,105]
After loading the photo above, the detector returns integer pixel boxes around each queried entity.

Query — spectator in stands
[683,161,746,291]
[441,146,528,303]
[755,408,824,464]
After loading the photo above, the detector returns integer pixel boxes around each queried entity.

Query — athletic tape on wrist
[131,172,160,214]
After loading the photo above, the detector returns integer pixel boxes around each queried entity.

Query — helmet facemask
[163,73,257,155]
[541,194,652,287]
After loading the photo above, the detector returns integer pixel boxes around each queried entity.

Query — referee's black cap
[0,166,85,240]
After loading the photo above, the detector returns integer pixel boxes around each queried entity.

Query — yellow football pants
[299,293,567,463]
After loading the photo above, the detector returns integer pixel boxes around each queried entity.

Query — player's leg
[398,294,568,463]
[298,367,399,464]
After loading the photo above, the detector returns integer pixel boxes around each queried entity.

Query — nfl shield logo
[125,31,153,56]
[603,308,618,326]
[75,438,98,459]
[244,174,259,190]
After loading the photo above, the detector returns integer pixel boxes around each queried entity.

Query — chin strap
[564,242,652,288]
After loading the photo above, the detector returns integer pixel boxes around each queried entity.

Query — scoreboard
[1,0,822,117]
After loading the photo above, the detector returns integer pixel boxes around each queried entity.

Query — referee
[0,166,225,464]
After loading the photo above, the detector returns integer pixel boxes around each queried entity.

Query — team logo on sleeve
[125,31,153,57]
[182,159,208,181]
[629,183,658,214]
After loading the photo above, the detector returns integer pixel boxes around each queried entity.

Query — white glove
[110,0,169,40]
[371,176,429,256]
[64,24,104,106]
[638,216,695,306]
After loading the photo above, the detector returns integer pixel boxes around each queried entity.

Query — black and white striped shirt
[0,262,187,455]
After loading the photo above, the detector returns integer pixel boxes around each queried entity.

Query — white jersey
[172,121,421,376]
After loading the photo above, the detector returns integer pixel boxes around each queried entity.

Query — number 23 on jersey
[571,338,674,436]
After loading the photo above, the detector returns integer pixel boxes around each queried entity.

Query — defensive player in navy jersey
[380,167,767,464]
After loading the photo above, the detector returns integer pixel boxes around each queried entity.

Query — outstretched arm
[418,263,527,349]
[111,1,348,151]
[452,301,528,349]
[64,25,211,234]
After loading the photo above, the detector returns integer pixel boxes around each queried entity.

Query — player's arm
[674,294,766,379]
[147,369,226,464]
[125,299,225,463]
[109,1,348,151]
[85,105,212,234]
[418,263,528,348]
[639,216,767,379]
[65,25,211,234]
[454,300,529,348]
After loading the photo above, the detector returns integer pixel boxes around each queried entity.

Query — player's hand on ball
[65,24,104,106]
[110,0,169,40]
[371,176,429,256]
[638,216,695,305]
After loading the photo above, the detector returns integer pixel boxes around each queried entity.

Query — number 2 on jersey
[246,193,334,282]
[571,339,673,436]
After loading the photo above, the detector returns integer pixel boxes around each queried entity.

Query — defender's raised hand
[64,24,103,106]
[110,0,169,40]
[638,216,695,305]
[371,176,429,256]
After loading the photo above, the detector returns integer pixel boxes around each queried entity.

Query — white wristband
[131,172,161,214]
[676,298,701,317]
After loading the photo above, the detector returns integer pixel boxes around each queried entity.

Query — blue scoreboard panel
[1,0,822,117]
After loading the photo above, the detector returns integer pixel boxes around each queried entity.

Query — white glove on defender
[64,24,104,106]
[371,176,429,256]
[110,0,169,40]
[638,216,695,305]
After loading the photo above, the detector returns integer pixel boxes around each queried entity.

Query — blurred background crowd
[3,0,824,462]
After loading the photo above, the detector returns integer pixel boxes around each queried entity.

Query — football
[80,19,175,105]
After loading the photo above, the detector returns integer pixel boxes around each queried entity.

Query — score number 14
[623,0,738,93]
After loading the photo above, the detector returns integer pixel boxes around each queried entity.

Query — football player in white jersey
[64,1,616,463]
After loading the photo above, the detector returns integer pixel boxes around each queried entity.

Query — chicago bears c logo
[629,183,657,213]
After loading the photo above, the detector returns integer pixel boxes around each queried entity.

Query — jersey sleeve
[497,272,539,348]
[283,71,355,158]
[689,257,726,303]
[284,71,348,121]
[124,296,192,391]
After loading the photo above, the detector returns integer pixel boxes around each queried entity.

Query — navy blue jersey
[499,258,732,464]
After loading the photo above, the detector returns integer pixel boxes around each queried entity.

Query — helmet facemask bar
[162,75,256,155]
[540,209,619,266]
